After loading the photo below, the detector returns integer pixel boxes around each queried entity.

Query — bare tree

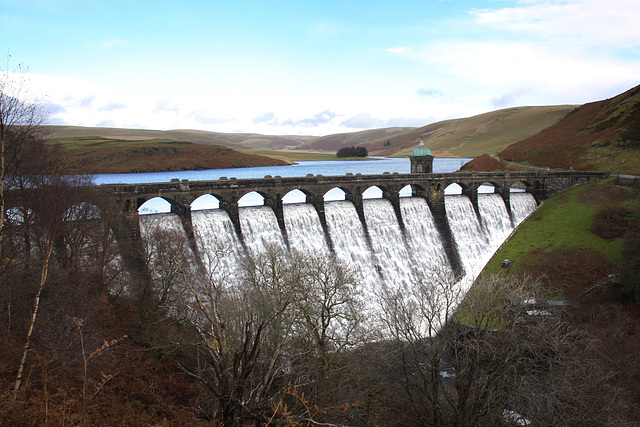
[0,58,48,254]
[290,252,368,370]
[10,166,98,395]
[137,240,369,425]
[0,72,110,395]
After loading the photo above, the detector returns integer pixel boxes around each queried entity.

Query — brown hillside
[45,126,312,151]
[458,154,521,172]
[50,138,290,174]
[499,84,640,173]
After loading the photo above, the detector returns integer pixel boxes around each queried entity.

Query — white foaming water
[283,203,330,256]
[478,194,513,247]
[139,213,187,243]
[363,198,417,292]
[511,192,538,225]
[139,192,539,334]
[324,200,379,287]
[139,213,200,279]
[191,209,244,280]
[239,206,287,258]
[445,195,492,275]
[400,197,452,279]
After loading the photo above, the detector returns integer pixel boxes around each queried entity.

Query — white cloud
[417,88,444,98]
[341,113,382,129]
[252,112,276,124]
[471,0,640,48]
[78,95,95,109]
[387,0,640,107]
[99,102,127,112]
[154,100,179,114]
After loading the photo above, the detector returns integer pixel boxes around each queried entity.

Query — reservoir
[92,157,471,185]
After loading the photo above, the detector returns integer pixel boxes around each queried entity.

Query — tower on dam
[410,139,434,174]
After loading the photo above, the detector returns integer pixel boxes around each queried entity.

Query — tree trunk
[13,239,53,396]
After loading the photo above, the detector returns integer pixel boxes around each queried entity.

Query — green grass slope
[485,179,627,276]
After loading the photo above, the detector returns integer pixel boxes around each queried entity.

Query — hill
[44,105,574,164]
[45,126,312,151]
[47,136,290,174]
[296,127,414,151]
[496,84,640,175]
[360,105,576,158]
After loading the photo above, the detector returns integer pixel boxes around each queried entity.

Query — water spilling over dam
[139,192,538,300]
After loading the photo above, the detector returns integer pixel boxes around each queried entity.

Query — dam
[137,188,537,300]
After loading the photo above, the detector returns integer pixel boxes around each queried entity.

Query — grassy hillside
[48,136,289,174]
[365,105,576,158]
[498,85,640,175]
[45,126,312,151]
[298,127,414,151]
[486,179,627,275]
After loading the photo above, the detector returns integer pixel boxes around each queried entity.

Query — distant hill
[297,127,414,151]
[496,84,640,175]
[47,135,289,174]
[44,126,312,152]
[45,105,573,161]
[359,106,576,158]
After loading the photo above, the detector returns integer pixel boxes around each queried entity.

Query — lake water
[93,157,473,212]
[93,157,471,185]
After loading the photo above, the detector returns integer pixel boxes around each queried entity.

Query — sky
[2,0,640,136]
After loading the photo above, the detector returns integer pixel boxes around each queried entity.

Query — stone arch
[399,184,413,197]
[191,194,221,210]
[444,182,464,195]
[237,190,271,207]
[511,179,536,193]
[478,181,504,194]
[282,189,308,204]
[323,187,349,202]
[5,205,34,226]
[137,196,181,215]
[362,185,384,199]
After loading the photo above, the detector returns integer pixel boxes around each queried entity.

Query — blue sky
[2,0,640,135]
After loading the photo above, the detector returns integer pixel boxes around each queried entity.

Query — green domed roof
[411,140,432,157]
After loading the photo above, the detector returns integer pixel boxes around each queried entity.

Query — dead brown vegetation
[499,85,640,174]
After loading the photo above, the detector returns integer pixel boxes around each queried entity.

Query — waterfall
[239,206,287,258]
[283,203,330,256]
[445,195,492,276]
[478,193,513,247]
[400,197,452,280]
[511,192,538,225]
[324,201,380,288]
[139,192,538,309]
[191,209,244,280]
[363,198,418,291]
[139,213,200,277]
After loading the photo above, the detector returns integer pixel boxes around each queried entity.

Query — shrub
[591,205,631,239]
